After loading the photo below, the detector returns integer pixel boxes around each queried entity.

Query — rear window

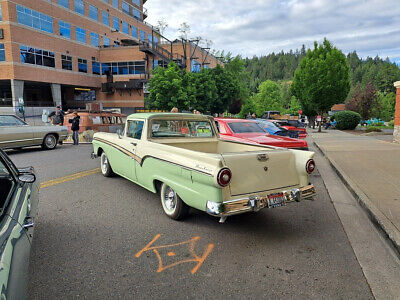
[0,115,26,126]
[151,119,214,138]
[228,122,265,133]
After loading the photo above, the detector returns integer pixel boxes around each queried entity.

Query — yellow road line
[40,168,101,189]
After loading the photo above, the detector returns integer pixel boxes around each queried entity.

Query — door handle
[20,221,34,233]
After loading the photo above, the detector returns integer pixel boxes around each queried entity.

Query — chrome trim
[206,184,316,217]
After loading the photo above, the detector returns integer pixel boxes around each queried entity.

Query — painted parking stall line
[40,168,101,189]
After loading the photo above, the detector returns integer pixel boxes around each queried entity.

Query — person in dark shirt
[69,112,80,145]
[48,106,65,125]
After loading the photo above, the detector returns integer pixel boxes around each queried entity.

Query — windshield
[151,119,214,138]
[228,122,266,133]
[257,121,282,131]
[0,115,27,126]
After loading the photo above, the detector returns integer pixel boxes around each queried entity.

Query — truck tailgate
[221,150,299,196]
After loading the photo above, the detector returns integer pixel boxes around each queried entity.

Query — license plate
[267,193,287,208]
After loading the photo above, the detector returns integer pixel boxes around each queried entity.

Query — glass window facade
[147,34,152,43]
[61,55,72,70]
[101,61,145,75]
[112,0,119,9]
[17,5,53,34]
[132,0,140,6]
[0,44,5,61]
[90,32,99,47]
[78,58,87,73]
[20,45,55,68]
[122,21,129,34]
[92,60,100,75]
[139,30,145,41]
[131,26,137,38]
[191,60,201,72]
[89,5,98,21]
[103,36,110,47]
[76,27,86,43]
[102,11,109,26]
[59,20,71,38]
[113,17,119,31]
[0,3,2,22]
[75,0,84,15]
[132,7,141,20]
[58,0,69,9]
[122,2,130,14]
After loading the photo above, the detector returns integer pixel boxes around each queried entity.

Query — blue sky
[146,0,400,63]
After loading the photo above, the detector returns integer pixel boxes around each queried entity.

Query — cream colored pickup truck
[92,113,316,223]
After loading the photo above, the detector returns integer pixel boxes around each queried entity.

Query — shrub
[389,120,395,127]
[335,111,361,130]
[365,126,382,133]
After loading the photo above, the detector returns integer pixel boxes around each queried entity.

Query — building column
[11,79,24,114]
[51,83,62,107]
[394,81,400,144]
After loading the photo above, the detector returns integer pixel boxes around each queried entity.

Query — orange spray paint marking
[135,234,214,274]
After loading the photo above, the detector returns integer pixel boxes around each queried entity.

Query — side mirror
[117,129,122,139]
[19,173,36,184]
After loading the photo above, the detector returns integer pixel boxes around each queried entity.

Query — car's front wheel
[42,134,58,150]
[160,183,189,220]
[100,152,114,177]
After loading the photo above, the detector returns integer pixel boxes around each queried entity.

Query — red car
[215,118,308,150]
[271,120,307,138]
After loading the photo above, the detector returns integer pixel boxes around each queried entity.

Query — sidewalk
[310,129,400,254]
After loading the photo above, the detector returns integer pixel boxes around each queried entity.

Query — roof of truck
[127,113,211,120]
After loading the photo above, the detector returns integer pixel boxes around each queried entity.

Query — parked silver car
[0,114,68,150]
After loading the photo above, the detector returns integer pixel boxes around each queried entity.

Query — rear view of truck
[207,146,316,222]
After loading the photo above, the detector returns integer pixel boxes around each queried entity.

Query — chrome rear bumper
[206,185,316,218]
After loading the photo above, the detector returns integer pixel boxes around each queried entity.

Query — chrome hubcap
[163,188,177,212]
[45,135,56,148]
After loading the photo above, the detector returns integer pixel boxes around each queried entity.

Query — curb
[313,141,400,256]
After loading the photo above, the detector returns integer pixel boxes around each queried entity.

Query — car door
[117,120,144,181]
[0,153,32,299]
[0,115,34,148]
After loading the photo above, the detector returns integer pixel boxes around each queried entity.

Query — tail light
[306,159,316,174]
[217,168,232,187]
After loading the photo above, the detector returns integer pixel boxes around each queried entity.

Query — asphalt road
[7,144,373,299]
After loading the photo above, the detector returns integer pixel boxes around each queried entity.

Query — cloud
[145,0,400,61]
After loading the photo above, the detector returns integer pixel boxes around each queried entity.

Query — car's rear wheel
[100,152,114,177]
[160,183,189,220]
[42,134,58,150]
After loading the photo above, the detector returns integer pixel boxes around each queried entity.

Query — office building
[0,0,221,115]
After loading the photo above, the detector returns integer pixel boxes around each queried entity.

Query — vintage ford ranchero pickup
[91,113,316,223]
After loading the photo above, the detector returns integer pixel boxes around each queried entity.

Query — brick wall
[395,84,400,126]
[394,81,400,143]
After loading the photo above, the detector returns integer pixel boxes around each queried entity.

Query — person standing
[48,106,65,125]
[69,112,80,145]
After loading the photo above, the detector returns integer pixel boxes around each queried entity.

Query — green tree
[254,80,284,116]
[285,96,302,115]
[371,91,396,121]
[210,65,240,114]
[191,69,218,113]
[292,39,350,131]
[146,62,188,110]
[239,96,256,118]
[223,55,250,113]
